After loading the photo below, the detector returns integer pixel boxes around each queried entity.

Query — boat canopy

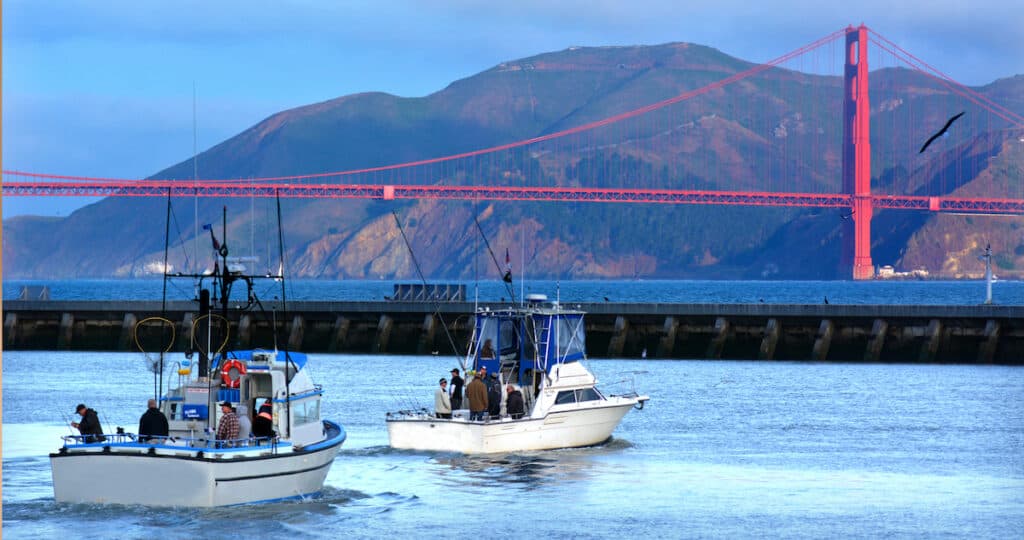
[471,303,586,384]
[214,349,308,371]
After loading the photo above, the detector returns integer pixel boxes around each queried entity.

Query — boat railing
[59,432,282,451]
[601,376,640,398]
[385,408,430,419]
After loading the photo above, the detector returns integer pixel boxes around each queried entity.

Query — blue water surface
[3,352,1023,539]
[5,278,1023,305]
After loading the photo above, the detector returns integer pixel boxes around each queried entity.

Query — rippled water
[4,352,1024,538]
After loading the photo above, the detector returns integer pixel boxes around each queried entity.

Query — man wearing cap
[71,403,105,443]
[435,378,452,419]
[466,367,489,421]
[215,401,240,446]
[449,368,464,411]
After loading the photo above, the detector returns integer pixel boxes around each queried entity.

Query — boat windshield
[555,315,585,360]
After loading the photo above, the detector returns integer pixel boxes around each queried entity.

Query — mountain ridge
[4,41,1023,280]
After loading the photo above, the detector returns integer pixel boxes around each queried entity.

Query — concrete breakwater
[3,300,1022,364]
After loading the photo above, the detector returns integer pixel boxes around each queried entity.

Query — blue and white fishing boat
[387,294,648,454]
[50,204,346,507]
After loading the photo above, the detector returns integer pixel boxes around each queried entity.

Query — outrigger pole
[472,215,515,303]
[391,210,465,370]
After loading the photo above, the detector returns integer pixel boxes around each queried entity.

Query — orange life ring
[220,359,247,388]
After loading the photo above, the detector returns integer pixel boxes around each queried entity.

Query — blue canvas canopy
[471,305,586,386]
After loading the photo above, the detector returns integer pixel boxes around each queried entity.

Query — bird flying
[919,111,965,153]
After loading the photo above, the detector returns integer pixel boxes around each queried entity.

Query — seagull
[919,111,965,153]
[824,296,829,305]
[603,296,610,302]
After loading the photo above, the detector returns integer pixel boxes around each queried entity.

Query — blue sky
[3,0,1021,217]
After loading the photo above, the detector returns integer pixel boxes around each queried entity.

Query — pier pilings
[3,300,1022,364]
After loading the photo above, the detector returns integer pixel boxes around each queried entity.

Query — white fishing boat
[387,294,648,454]
[50,205,346,507]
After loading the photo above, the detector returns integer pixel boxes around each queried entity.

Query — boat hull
[50,421,345,507]
[386,401,637,454]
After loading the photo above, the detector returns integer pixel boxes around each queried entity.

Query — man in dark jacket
[506,385,525,419]
[449,368,464,411]
[253,399,275,439]
[71,403,105,443]
[138,398,169,442]
[487,373,502,418]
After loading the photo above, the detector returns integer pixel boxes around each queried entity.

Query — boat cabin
[470,294,586,392]
[160,349,324,447]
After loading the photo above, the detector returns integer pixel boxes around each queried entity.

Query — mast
[275,192,292,437]
[193,82,200,276]
[158,188,172,400]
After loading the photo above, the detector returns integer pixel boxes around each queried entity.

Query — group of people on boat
[69,399,170,443]
[69,397,277,447]
[434,364,525,421]
[214,399,276,446]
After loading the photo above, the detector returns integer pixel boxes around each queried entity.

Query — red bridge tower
[841,25,874,279]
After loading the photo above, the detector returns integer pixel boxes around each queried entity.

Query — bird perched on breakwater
[919,112,964,153]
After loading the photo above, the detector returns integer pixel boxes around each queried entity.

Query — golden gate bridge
[4,25,1023,279]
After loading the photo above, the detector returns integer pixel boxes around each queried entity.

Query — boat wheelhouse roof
[214,349,308,370]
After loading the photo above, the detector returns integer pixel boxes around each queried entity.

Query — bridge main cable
[3,28,849,186]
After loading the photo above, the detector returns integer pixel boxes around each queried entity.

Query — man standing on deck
[236,407,252,442]
[71,403,105,443]
[216,401,239,446]
[506,385,525,419]
[487,373,502,418]
[138,398,169,442]
[466,370,489,421]
[435,378,452,419]
[253,399,275,439]
[449,368,464,411]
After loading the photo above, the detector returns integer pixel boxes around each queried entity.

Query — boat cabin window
[555,388,603,405]
[292,398,320,426]
[555,390,577,405]
[477,318,498,358]
[477,317,520,360]
[248,373,273,397]
[575,387,603,402]
[499,320,518,357]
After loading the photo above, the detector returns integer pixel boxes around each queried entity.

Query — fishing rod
[59,411,77,436]
[391,210,465,371]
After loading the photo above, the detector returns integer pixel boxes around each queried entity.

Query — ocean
[5,278,1024,305]
[4,355,1024,538]
[3,280,1023,538]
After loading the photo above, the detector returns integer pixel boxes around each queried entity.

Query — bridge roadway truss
[3,179,1023,215]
